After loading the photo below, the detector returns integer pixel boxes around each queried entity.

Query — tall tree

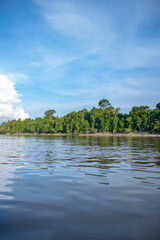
[99,99,111,109]
[44,109,56,117]
[156,102,160,109]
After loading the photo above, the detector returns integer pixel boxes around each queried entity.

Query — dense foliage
[0,100,160,134]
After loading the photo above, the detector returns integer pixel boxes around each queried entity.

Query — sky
[0,0,160,121]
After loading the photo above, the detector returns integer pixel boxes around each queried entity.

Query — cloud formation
[0,0,159,117]
[0,75,30,121]
[6,73,31,85]
[31,62,40,67]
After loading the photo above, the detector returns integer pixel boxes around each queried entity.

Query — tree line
[0,99,160,134]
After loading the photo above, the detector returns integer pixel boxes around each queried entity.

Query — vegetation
[98,99,111,109]
[156,102,160,109]
[0,100,160,134]
[44,109,56,117]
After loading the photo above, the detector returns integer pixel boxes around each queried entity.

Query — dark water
[0,135,160,240]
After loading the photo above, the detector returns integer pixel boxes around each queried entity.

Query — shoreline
[1,132,160,137]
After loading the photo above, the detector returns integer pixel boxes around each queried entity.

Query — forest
[0,99,160,134]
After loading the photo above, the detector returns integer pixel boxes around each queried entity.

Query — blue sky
[0,0,160,120]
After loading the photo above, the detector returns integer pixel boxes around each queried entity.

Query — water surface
[0,135,160,240]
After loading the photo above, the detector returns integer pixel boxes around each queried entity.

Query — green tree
[156,102,160,109]
[150,109,160,132]
[45,109,56,118]
[0,100,160,134]
[99,99,111,109]
[129,106,150,131]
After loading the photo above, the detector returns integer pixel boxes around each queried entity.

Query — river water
[0,135,160,240]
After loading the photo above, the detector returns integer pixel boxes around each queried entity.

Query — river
[0,135,160,240]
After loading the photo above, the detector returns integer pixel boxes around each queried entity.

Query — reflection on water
[0,136,26,200]
[0,135,160,240]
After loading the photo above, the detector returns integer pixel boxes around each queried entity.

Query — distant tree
[44,109,56,117]
[129,106,150,131]
[1,101,160,134]
[99,99,111,109]
[156,102,160,109]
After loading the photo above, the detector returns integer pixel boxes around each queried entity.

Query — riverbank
[1,132,160,137]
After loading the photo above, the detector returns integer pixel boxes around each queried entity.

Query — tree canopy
[0,100,159,134]
[44,109,56,117]
[156,103,160,109]
[98,99,111,109]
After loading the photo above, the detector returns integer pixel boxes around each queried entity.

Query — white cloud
[42,53,76,68]
[36,1,94,37]
[35,0,115,49]
[35,0,160,70]
[0,75,30,121]
[6,72,31,85]
[31,62,40,67]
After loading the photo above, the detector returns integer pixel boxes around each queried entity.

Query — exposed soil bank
[1,132,160,137]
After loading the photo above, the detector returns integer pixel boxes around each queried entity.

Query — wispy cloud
[35,0,99,39]
[35,0,160,71]
[6,73,31,85]
[0,0,159,119]
[31,62,40,67]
